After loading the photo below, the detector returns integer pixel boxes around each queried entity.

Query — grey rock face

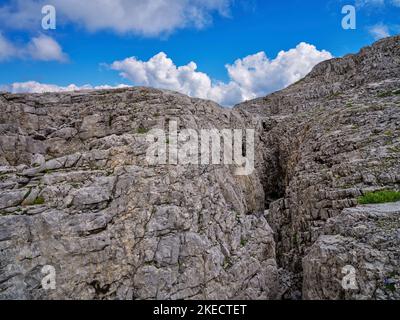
[303,203,400,300]
[1,35,399,300]
[236,35,400,299]
[0,87,277,300]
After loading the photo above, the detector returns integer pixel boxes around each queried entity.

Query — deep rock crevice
[0,35,399,300]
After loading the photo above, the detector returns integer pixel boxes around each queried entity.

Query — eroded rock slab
[0,88,278,300]
[303,203,400,300]
[1,35,400,300]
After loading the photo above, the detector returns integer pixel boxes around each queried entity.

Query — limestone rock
[1,35,399,300]
[303,203,400,300]
[0,87,277,300]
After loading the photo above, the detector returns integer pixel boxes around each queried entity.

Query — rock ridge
[0,35,399,299]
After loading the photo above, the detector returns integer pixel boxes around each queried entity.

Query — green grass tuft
[378,89,400,97]
[223,257,232,269]
[358,190,400,205]
[388,146,400,153]
[33,196,45,205]
[137,127,150,134]
[385,283,396,292]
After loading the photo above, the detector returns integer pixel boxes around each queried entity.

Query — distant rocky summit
[1,35,399,300]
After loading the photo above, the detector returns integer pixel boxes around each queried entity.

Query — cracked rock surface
[236,35,400,299]
[0,87,277,300]
[1,35,400,300]
[303,203,400,300]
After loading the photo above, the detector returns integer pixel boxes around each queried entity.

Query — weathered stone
[0,86,277,300]
[303,203,400,300]
[0,35,399,300]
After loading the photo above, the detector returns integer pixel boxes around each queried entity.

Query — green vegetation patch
[358,190,400,205]
[137,127,150,134]
[388,146,400,153]
[33,196,45,205]
[378,89,400,98]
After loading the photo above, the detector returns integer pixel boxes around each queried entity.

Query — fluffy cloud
[0,0,232,36]
[111,53,214,99]
[368,23,390,40]
[356,0,398,40]
[0,0,41,30]
[0,33,17,61]
[0,34,67,62]
[226,43,333,99]
[111,43,333,106]
[2,43,333,106]
[26,35,67,62]
[1,81,129,94]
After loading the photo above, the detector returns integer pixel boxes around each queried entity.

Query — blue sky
[0,0,399,105]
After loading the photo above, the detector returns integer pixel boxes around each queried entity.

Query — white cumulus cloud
[0,81,129,94]
[0,0,232,36]
[110,43,333,106]
[226,43,333,99]
[111,52,214,99]
[0,33,67,62]
[368,23,391,40]
[2,43,333,106]
[26,35,67,62]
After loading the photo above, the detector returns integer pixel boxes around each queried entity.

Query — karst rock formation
[0,36,399,300]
